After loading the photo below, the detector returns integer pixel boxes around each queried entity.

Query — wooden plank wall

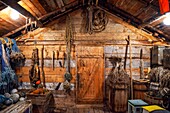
[16,9,153,89]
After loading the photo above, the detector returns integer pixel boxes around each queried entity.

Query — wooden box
[151,46,165,66]
[26,91,52,105]
[26,91,53,113]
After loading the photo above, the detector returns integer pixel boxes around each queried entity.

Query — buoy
[11,89,18,94]
[0,95,6,104]
[19,97,25,101]
[10,94,19,103]
[4,93,11,98]
[5,98,13,106]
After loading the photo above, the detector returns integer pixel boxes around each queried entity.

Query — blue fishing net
[11,39,20,52]
[0,39,18,93]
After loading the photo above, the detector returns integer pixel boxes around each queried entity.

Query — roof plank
[21,0,43,17]
[30,0,47,15]
[0,0,43,27]
[38,0,52,13]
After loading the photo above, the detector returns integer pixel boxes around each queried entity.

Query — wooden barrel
[109,83,129,113]
[133,80,149,100]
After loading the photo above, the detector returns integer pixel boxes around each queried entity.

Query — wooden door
[76,46,104,104]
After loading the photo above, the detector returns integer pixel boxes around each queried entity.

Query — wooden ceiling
[0,0,170,42]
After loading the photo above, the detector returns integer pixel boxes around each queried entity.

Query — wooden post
[140,49,144,79]
[128,36,133,99]
[41,45,46,88]
[75,45,78,103]
[52,51,55,70]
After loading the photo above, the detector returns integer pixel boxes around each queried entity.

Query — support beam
[144,25,170,41]
[2,22,32,37]
[0,0,43,27]
[139,14,164,28]
[149,15,166,26]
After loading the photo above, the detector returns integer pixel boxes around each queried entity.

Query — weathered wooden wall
[16,9,155,89]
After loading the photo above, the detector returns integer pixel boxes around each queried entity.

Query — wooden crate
[26,91,52,105]
[26,91,53,113]
[32,99,51,113]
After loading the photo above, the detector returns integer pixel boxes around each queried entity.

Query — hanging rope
[63,15,74,93]
[85,0,108,34]
[93,8,108,32]
[65,15,73,74]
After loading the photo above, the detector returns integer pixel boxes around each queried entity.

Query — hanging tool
[124,40,129,70]
[56,50,59,60]
[55,48,61,90]
[140,49,144,79]
[41,45,46,88]
[29,48,40,88]
[52,51,55,70]
[62,52,65,68]
[65,15,72,74]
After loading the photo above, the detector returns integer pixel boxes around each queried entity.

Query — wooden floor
[50,91,128,113]
[54,107,112,113]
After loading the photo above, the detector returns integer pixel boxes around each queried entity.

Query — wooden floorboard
[52,106,127,113]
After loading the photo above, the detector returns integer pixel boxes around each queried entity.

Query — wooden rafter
[0,0,43,27]
[144,25,170,41]
[98,1,142,26]
[41,1,81,25]
[2,0,81,38]
[137,0,159,11]
[30,0,47,15]
[20,0,42,17]
[2,22,32,37]
[0,17,19,28]
[38,0,52,13]
[39,0,79,20]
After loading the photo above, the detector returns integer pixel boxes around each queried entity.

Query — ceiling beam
[144,25,170,41]
[139,14,164,28]
[0,0,43,27]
